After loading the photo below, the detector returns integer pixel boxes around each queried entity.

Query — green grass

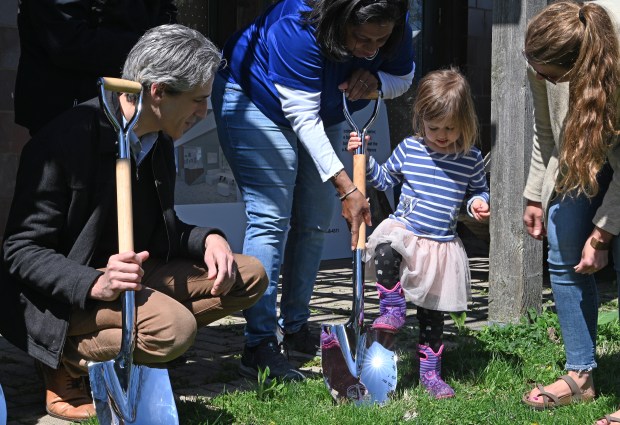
[80,305,620,425]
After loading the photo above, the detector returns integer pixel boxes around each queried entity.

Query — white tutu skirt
[364,218,471,312]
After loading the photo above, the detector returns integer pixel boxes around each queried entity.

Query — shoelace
[262,341,293,366]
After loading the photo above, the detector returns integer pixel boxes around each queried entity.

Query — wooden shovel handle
[116,158,134,253]
[100,78,139,253]
[353,153,366,250]
[101,77,142,94]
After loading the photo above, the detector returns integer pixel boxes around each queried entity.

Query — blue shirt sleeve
[267,16,324,92]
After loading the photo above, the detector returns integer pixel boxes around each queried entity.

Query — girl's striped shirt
[367,136,489,241]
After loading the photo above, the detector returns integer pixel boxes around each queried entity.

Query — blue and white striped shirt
[367,136,490,241]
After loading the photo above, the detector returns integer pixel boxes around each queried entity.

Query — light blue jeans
[546,165,620,371]
[211,73,342,346]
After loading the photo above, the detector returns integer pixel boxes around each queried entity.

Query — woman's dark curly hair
[302,0,409,62]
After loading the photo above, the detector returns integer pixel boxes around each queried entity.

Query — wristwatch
[590,237,611,250]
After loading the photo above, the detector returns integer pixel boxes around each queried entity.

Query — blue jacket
[221,0,414,128]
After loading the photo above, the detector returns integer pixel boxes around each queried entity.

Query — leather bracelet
[590,237,611,250]
[339,186,358,201]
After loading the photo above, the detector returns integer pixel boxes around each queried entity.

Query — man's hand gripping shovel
[321,91,397,405]
[88,77,179,425]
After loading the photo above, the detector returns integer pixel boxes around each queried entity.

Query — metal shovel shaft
[322,92,396,405]
[88,78,178,424]
[344,91,398,404]
[345,90,382,338]
[100,77,142,389]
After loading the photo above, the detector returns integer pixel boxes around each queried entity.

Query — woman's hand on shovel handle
[204,233,237,296]
[342,190,371,250]
[89,251,149,301]
[332,169,371,250]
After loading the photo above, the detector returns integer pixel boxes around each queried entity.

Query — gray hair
[122,24,222,94]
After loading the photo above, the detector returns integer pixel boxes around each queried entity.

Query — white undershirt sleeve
[275,83,344,182]
[377,64,416,99]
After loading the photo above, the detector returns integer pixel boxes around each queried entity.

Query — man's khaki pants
[62,254,267,377]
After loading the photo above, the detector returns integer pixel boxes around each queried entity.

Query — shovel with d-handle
[88,77,179,425]
[321,91,397,405]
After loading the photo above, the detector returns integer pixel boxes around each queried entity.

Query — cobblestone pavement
[0,256,499,425]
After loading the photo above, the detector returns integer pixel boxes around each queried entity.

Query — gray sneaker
[239,338,305,382]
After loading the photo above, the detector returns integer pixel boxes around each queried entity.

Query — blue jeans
[211,74,342,346]
[546,166,620,371]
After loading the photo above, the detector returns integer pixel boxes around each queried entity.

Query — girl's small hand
[347,131,369,153]
[471,200,490,222]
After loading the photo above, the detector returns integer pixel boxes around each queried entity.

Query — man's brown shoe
[37,361,95,422]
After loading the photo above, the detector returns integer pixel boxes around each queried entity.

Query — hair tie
[578,8,586,25]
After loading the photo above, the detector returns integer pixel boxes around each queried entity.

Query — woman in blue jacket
[212,0,415,382]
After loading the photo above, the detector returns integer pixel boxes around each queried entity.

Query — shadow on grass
[393,325,498,392]
[177,399,236,425]
[594,350,620,403]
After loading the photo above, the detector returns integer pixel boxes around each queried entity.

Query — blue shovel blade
[358,340,397,405]
[89,361,178,425]
[0,383,6,425]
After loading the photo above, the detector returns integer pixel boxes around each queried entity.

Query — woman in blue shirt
[211,0,415,382]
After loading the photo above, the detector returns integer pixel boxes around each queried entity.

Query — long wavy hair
[302,0,408,62]
[524,1,620,197]
[412,68,479,154]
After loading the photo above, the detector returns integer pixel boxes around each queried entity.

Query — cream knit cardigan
[523,0,620,235]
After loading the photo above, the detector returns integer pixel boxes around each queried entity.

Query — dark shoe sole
[239,363,260,380]
[370,324,400,334]
[46,407,94,423]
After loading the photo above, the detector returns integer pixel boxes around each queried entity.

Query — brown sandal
[521,375,595,410]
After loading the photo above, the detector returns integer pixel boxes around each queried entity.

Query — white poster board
[174,99,394,260]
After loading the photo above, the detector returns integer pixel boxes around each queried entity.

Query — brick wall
[0,1,28,241]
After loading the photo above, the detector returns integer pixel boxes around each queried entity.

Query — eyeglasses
[521,50,573,85]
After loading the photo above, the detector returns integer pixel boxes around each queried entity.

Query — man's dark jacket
[14,0,177,134]
[1,94,216,368]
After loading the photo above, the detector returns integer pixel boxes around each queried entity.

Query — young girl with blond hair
[520,1,620,422]
[347,68,490,399]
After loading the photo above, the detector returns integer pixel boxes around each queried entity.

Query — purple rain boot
[320,329,340,350]
[418,344,455,399]
[372,282,406,333]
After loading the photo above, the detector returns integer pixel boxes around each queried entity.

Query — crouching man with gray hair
[0,24,267,422]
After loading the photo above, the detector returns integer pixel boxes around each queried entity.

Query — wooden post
[488,0,546,324]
